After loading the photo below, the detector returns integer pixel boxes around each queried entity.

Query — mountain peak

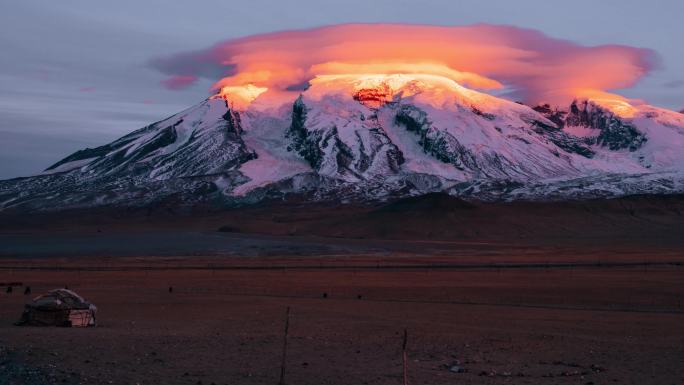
[2,78,684,212]
[213,84,268,110]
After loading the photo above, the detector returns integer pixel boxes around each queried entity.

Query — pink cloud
[160,75,198,90]
[150,24,658,104]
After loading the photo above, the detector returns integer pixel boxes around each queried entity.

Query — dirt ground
[1,246,683,385]
[1,195,683,384]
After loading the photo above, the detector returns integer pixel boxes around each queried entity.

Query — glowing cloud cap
[152,23,658,108]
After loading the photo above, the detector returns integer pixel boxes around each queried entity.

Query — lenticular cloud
[150,23,657,104]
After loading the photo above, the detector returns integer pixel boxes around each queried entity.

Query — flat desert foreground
[1,239,683,385]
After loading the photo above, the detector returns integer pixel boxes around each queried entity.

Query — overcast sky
[1,0,682,179]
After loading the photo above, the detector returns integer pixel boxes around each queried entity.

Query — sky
[0,0,682,179]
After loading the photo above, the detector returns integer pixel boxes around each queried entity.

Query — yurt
[16,289,97,327]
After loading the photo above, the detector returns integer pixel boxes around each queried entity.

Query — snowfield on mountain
[2,74,684,211]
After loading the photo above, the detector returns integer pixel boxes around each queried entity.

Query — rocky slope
[1,74,683,211]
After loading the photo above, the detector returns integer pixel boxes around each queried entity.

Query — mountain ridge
[2,74,683,212]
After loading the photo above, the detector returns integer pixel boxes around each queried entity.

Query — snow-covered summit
[2,74,684,211]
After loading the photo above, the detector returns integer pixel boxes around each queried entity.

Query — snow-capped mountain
[2,74,684,211]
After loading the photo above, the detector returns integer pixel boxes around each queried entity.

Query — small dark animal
[169,286,173,293]
[322,292,328,299]
[24,286,31,295]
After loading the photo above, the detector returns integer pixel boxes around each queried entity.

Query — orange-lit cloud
[151,24,657,105]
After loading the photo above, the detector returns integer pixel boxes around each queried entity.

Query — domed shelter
[16,289,97,327]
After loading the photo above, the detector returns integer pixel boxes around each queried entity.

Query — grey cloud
[663,80,684,88]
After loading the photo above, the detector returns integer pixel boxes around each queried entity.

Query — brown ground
[1,195,683,384]
[2,193,684,247]
[1,250,683,385]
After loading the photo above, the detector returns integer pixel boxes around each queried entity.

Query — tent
[16,289,97,327]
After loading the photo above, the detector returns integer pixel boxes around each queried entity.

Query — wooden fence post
[402,328,408,385]
[279,306,291,385]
